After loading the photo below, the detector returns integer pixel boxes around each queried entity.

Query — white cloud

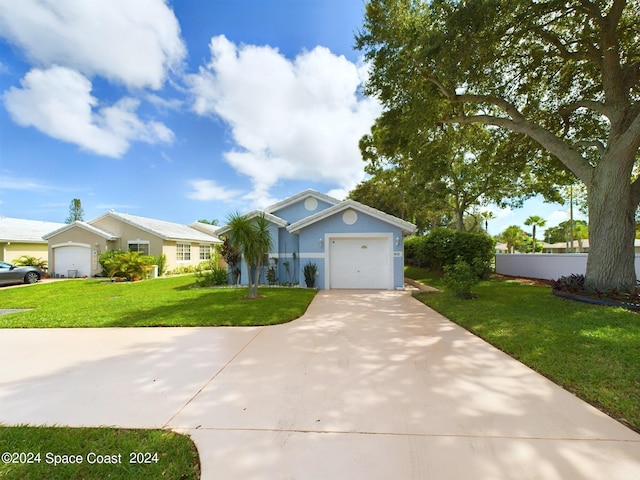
[186,179,243,202]
[0,173,56,192]
[0,0,185,90]
[3,66,174,157]
[188,35,381,199]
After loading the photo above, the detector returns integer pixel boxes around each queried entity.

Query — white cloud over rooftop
[187,35,381,207]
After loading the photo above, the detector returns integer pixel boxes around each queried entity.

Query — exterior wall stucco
[91,217,214,271]
[297,210,405,290]
[495,253,640,281]
[1,242,49,264]
[271,198,334,224]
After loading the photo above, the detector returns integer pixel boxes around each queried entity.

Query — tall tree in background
[357,0,640,291]
[525,215,547,253]
[65,198,84,224]
[359,118,547,232]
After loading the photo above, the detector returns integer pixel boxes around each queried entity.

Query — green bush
[154,253,167,277]
[195,260,229,287]
[13,255,48,270]
[443,257,480,299]
[99,250,155,280]
[405,229,494,277]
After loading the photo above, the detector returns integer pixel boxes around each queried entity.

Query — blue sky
[0,0,584,236]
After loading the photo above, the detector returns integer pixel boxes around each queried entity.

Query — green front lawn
[0,275,316,328]
[407,267,640,433]
[0,426,199,480]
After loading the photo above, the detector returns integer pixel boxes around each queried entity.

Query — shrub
[13,255,48,270]
[195,259,229,287]
[551,274,586,293]
[404,236,423,267]
[99,250,155,280]
[155,253,167,277]
[405,229,495,276]
[303,261,318,288]
[443,257,479,299]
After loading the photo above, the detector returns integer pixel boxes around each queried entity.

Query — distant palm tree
[501,225,527,253]
[225,212,273,299]
[524,215,547,253]
[480,211,495,234]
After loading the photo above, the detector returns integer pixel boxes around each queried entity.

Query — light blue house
[217,190,416,289]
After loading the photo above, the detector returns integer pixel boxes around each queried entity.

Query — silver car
[0,261,43,286]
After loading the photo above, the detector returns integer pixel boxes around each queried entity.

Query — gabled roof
[92,211,221,243]
[216,210,288,236]
[265,189,341,214]
[43,221,119,241]
[287,199,417,235]
[189,221,220,236]
[0,217,66,243]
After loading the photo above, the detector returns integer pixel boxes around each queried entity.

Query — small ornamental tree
[225,212,273,299]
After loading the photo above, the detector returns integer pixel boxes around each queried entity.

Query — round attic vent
[304,197,318,211]
[342,209,358,225]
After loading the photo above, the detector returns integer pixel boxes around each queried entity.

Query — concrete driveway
[1,290,639,479]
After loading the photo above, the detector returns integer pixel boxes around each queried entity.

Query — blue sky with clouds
[0,0,584,235]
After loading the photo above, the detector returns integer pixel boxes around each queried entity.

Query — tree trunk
[247,264,260,299]
[585,164,637,292]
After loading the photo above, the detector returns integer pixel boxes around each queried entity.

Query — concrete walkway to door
[1,290,639,479]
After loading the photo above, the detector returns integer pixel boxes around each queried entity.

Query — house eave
[287,199,417,235]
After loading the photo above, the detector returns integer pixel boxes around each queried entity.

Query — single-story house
[0,217,66,264]
[217,190,417,290]
[43,211,222,278]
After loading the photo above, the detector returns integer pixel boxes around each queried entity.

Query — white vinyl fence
[495,253,640,281]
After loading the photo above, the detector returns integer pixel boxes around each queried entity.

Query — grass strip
[0,426,199,480]
[0,276,316,328]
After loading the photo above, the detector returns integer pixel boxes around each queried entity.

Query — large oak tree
[357,0,640,291]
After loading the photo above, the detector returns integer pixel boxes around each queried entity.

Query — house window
[177,243,191,261]
[128,242,149,255]
[200,244,212,260]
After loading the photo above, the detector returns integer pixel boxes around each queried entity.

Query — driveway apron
[1,290,639,479]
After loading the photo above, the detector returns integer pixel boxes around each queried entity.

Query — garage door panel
[329,237,391,289]
[54,246,90,277]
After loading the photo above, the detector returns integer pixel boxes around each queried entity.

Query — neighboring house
[43,211,222,278]
[543,239,640,254]
[217,190,417,290]
[0,217,66,264]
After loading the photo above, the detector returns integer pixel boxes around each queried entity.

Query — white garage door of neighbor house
[329,237,392,289]
[54,246,91,278]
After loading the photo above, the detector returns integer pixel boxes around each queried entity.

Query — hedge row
[405,229,495,273]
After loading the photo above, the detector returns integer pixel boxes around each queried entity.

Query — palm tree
[524,215,546,253]
[501,225,527,254]
[225,212,273,299]
[480,211,495,234]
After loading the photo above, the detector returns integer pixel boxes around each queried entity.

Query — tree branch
[559,99,609,118]
[448,114,595,184]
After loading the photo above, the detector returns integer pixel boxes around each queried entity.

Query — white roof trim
[287,199,417,235]
[216,211,288,236]
[43,221,119,240]
[265,189,340,214]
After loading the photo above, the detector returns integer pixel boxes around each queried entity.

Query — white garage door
[329,237,392,289]
[54,246,91,278]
